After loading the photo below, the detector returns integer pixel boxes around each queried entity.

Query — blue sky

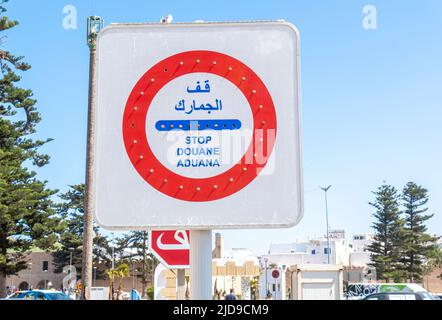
[3,0,442,255]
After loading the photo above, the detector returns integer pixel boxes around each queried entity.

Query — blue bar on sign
[155,120,242,132]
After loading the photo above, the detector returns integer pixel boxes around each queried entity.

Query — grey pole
[44,270,48,290]
[82,16,104,300]
[111,232,115,270]
[177,269,186,300]
[265,259,269,298]
[28,263,32,290]
[321,185,332,264]
[190,230,212,300]
[69,247,74,268]
[93,267,97,287]
[132,264,135,289]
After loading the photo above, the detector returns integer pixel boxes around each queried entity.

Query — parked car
[362,291,435,300]
[13,290,71,300]
[5,291,27,299]
[345,283,433,300]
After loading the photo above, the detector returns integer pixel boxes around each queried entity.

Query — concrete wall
[290,264,344,300]
[349,252,371,267]
[423,267,442,294]
[6,252,64,291]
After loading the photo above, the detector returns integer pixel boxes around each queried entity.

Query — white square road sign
[94,21,303,230]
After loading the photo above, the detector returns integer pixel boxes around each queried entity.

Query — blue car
[16,290,71,301]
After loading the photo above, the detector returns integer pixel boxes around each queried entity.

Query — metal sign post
[177,269,186,300]
[190,230,213,300]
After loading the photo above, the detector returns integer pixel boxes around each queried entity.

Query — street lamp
[93,267,97,287]
[44,270,48,290]
[111,232,115,270]
[87,16,104,49]
[133,267,138,290]
[320,185,332,264]
[69,247,75,267]
[28,262,32,290]
[263,258,270,298]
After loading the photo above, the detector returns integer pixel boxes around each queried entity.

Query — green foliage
[115,231,159,297]
[0,0,62,296]
[400,182,440,282]
[367,184,405,282]
[52,184,112,278]
[146,286,154,300]
[107,262,130,300]
[368,182,441,283]
[111,232,160,298]
[106,263,130,282]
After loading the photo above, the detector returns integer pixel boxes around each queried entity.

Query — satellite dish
[160,14,174,24]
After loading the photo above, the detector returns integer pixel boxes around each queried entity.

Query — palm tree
[107,268,119,300]
[115,263,130,300]
[106,263,130,300]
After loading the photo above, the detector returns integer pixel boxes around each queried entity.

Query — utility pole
[81,16,104,300]
[142,231,148,298]
[93,267,97,287]
[27,263,32,290]
[111,232,115,270]
[321,185,332,264]
[132,261,136,290]
[264,258,269,298]
[177,269,186,300]
[69,247,74,268]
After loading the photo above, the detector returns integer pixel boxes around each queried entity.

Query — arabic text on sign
[157,231,190,251]
[175,99,223,115]
[187,80,211,93]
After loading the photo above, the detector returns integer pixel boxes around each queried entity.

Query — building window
[324,248,331,255]
[42,261,49,272]
[311,250,316,255]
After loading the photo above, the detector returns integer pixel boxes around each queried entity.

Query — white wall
[350,252,371,267]
[291,266,343,300]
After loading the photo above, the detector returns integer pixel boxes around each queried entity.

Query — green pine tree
[52,184,113,280]
[401,182,440,283]
[0,0,63,297]
[367,184,405,282]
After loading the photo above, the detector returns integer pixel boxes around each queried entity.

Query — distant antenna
[160,14,174,24]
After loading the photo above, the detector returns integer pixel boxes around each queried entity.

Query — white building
[261,231,374,269]
[258,230,375,299]
[213,247,260,300]
[349,233,374,267]
[351,233,374,252]
[260,230,355,268]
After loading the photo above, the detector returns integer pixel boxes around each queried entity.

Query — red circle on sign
[123,51,277,202]
[272,270,280,279]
